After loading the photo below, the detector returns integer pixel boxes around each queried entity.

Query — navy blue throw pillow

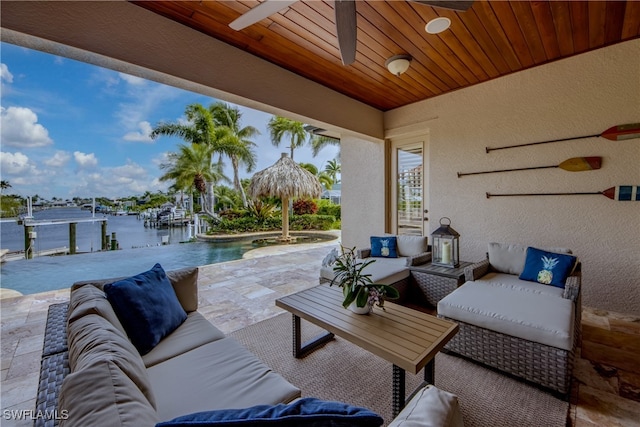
[104,263,187,355]
[156,398,383,427]
[519,247,577,288]
[370,236,398,258]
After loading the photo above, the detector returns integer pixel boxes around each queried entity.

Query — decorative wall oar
[486,123,640,153]
[457,156,601,177]
[486,186,639,201]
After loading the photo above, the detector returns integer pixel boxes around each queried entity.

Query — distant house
[321,183,341,205]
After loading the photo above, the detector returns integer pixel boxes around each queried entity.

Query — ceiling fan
[229,0,473,66]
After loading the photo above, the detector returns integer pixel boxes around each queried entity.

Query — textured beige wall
[341,136,387,249]
[382,39,640,315]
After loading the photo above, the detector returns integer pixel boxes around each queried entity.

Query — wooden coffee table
[275,284,458,417]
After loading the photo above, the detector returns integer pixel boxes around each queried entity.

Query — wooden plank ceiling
[132,1,640,111]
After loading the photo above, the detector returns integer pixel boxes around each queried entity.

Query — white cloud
[69,160,166,198]
[1,63,13,83]
[123,121,153,143]
[119,73,146,86]
[73,151,98,169]
[44,150,72,167]
[0,106,53,148]
[0,151,33,174]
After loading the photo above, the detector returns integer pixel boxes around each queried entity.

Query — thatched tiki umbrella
[249,153,322,241]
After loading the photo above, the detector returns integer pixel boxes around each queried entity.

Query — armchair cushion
[519,247,577,288]
[487,242,573,275]
[438,276,574,350]
[370,236,398,258]
[396,235,428,257]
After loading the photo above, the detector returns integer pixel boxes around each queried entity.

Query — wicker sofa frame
[36,302,70,427]
[439,258,582,398]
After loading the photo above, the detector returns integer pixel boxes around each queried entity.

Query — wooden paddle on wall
[457,156,601,177]
[486,186,639,201]
[485,123,640,153]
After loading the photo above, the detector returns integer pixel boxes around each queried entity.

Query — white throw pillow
[396,235,428,257]
[387,385,464,427]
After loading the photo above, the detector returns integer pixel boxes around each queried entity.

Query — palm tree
[1,180,11,193]
[210,102,258,207]
[299,163,333,190]
[310,134,340,157]
[159,144,227,217]
[268,116,308,160]
[324,159,341,184]
[151,103,221,216]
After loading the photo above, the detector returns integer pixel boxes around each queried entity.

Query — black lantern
[431,217,460,268]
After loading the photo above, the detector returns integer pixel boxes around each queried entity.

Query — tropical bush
[290,214,335,230]
[246,199,279,220]
[317,199,341,219]
[292,198,318,215]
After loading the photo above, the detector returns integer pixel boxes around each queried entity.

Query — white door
[391,138,428,236]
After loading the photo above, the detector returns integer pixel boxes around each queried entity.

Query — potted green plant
[330,246,400,314]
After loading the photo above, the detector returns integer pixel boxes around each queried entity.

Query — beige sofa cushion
[397,235,428,257]
[67,284,126,335]
[387,385,464,427]
[488,242,572,275]
[166,267,199,312]
[67,314,157,408]
[70,266,199,313]
[438,276,574,350]
[147,337,301,422]
[142,311,226,368]
[59,358,159,427]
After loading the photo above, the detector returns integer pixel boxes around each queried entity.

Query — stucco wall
[341,135,387,249]
[379,39,640,315]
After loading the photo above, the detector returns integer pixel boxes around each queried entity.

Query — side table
[409,261,474,307]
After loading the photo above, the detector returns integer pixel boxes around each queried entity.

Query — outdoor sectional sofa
[37,265,301,427]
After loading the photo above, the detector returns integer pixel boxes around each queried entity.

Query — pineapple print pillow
[370,236,398,258]
[519,247,577,288]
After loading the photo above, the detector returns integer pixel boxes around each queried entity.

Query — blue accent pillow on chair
[370,236,398,258]
[104,263,187,355]
[519,247,577,288]
[156,398,384,427]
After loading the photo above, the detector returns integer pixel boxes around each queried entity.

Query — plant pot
[348,301,371,315]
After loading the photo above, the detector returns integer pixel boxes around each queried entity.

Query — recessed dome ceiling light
[425,17,451,34]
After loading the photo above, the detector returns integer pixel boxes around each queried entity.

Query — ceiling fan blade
[229,0,298,31]
[335,0,357,65]
[410,0,474,12]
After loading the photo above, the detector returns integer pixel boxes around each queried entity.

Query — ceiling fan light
[385,55,412,76]
[425,17,451,34]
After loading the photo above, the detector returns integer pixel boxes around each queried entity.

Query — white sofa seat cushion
[142,312,226,368]
[147,337,301,422]
[320,256,410,285]
[438,275,574,351]
[387,385,464,427]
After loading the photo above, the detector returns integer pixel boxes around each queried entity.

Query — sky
[0,42,340,200]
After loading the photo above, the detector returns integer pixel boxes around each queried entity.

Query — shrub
[317,200,341,219]
[292,198,318,215]
[290,214,335,231]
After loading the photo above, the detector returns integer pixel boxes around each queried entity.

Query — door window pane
[396,147,422,236]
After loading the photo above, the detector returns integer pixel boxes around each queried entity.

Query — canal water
[1,207,190,252]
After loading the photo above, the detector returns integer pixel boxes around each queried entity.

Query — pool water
[0,240,254,295]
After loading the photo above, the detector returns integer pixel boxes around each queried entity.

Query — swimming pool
[1,240,255,295]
